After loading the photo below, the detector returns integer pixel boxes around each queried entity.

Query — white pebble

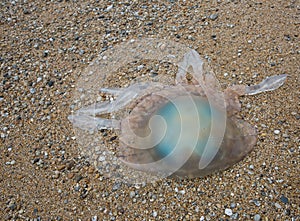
[152,211,157,217]
[106,5,113,11]
[254,214,261,221]
[274,130,280,135]
[225,208,233,216]
[274,202,282,209]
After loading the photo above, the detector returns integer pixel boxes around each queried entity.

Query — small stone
[37,77,42,83]
[52,171,60,179]
[153,211,157,217]
[230,202,236,208]
[225,208,233,216]
[254,214,261,221]
[129,191,135,198]
[274,202,282,209]
[137,65,144,70]
[74,174,83,182]
[47,80,54,87]
[280,195,289,204]
[209,13,218,20]
[252,199,261,206]
[57,165,66,171]
[8,202,17,210]
[274,129,280,135]
[231,213,239,219]
[74,184,80,191]
[105,5,113,11]
[30,88,36,94]
[112,182,121,191]
[43,50,49,57]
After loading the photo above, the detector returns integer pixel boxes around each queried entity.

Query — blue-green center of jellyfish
[152,96,218,158]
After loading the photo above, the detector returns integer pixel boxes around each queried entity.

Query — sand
[0,0,299,220]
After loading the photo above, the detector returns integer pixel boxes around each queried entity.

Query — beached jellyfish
[69,46,287,181]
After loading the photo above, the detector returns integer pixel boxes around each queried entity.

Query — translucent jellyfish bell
[68,41,287,182]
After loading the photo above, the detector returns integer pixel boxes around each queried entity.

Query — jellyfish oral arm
[176,49,204,85]
[68,82,159,131]
[68,114,120,131]
[245,74,287,95]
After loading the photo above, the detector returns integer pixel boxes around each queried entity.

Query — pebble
[129,191,135,198]
[30,88,36,94]
[252,199,261,206]
[152,211,157,217]
[254,214,261,221]
[8,202,16,211]
[274,129,280,135]
[224,208,233,216]
[112,182,121,191]
[231,213,239,219]
[209,13,218,20]
[274,202,282,209]
[280,195,289,204]
[105,5,113,12]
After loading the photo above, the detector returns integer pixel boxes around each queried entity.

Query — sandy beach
[0,0,299,220]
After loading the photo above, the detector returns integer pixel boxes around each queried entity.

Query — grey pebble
[8,202,16,210]
[231,213,239,219]
[280,195,289,204]
[252,199,261,206]
[43,50,49,57]
[209,13,218,20]
[30,88,36,94]
[74,184,80,191]
[129,191,135,198]
[112,182,121,191]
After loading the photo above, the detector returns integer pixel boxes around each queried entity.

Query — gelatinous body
[69,48,287,180]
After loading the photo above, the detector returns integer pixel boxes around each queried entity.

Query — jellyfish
[68,48,287,180]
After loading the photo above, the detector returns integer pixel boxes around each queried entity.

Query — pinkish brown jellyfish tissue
[68,47,287,182]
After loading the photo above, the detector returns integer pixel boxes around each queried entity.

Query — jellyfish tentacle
[69,82,160,132]
[245,74,287,95]
[76,101,111,115]
[75,82,154,117]
[101,82,156,113]
[68,114,120,131]
[100,88,124,95]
